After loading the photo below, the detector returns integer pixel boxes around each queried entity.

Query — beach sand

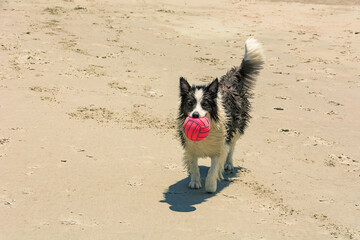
[0,0,359,239]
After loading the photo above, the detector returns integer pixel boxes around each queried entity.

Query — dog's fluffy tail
[239,38,265,89]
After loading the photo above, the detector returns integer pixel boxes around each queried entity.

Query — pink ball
[183,117,210,141]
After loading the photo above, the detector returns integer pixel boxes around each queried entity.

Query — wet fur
[177,38,264,192]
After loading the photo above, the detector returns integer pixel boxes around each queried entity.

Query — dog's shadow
[160,166,241,212]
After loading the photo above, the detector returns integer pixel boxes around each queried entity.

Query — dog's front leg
[184,153,201,189]
[205,146,228,193]
[205,156,219,193]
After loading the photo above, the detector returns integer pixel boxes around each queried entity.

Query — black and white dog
[177,38,264,193]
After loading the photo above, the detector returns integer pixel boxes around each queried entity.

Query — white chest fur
[183,93,227,158]
[184,120,226,158]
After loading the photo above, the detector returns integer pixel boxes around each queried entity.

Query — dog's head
[179,77,219,121]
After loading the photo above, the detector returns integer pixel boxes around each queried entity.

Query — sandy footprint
[60,218,80,226]
[308,91,324,98]
[29,86,60,103]
[239,172,297,217]
[67,104,175,130]
[142,85,163,98]
[108,81,127,90]
[327,154,358,167]
[268,83,283,87]
[304,136,335,147]
[278,128,300,136]
[0,138,9,145]
[272,71,290,75]
[130,104,175,129]
[328,100,343,106]
[164,163,178,170]
[44,6,67,15]
[77,64,106,77]
[67,105,117,123]
[325,110,338,115]
[275,96,291,100]
[197,75,215,83]
[59,38,89,55]
[127,177,144,187]
[97,51,124,59]
[312,213,358,239]
[299,105,317,112]
[1,196,15,207]
[194,57,221,66]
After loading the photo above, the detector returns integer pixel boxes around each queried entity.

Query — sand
[0,0,359,239]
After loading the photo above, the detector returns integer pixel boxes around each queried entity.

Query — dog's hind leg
[225,143,235,171]
[225,133,240,170]
[184,153,201,189]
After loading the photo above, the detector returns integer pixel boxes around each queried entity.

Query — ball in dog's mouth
[183,116,210,141]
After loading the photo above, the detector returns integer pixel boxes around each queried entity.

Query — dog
[177,38,264,193]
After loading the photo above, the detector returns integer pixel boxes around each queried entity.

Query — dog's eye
[202,102,209,108]
[187,100,194,106]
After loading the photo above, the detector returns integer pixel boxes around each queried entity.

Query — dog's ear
[207,78,219,96]
[179,77,191,96]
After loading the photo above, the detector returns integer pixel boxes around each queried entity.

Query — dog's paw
[224,162,234,171]
[205,179,217,193]
[189,180,202,189]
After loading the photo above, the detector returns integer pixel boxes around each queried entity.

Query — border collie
[177,38,264,193]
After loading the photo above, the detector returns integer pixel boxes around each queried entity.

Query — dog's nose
[192,112,200,118]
